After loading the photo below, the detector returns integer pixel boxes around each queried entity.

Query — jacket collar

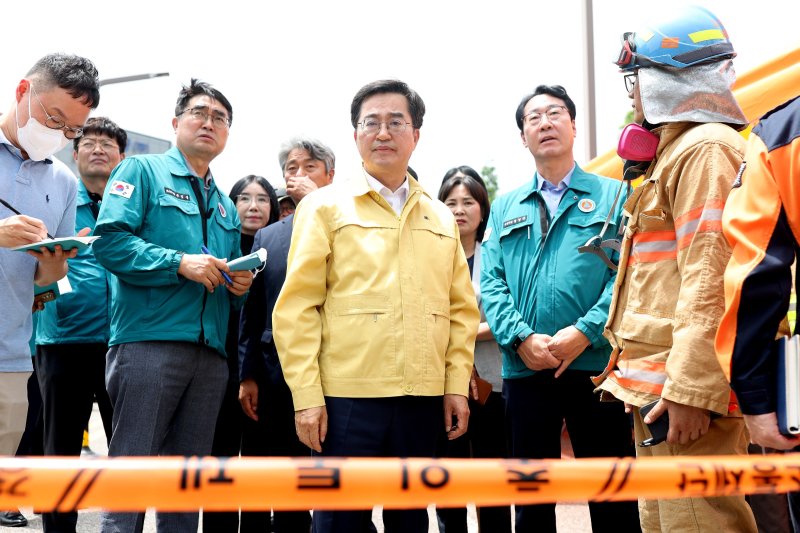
[653,122,695,158]
[76,180,91,207]
[520,161,595,202]
[165,146,217,191]
[349,166,431,202]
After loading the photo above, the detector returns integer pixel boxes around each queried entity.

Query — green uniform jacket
[93,147,243,357]
[37,181,111,345]
[480,164,624,379]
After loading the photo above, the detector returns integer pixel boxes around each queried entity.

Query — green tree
[481,165,499,203]
[622,109,634,128]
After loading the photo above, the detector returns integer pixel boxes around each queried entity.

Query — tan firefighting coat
[594,122,745,416]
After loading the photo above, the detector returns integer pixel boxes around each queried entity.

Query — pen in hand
[200,245,234,286]
[0,197,54,239]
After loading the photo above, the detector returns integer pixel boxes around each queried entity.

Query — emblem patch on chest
[578,199,596,213]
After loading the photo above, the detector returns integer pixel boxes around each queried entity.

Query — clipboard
[228,247,267,272]
[13,236,100,253]
[777,334,800,435]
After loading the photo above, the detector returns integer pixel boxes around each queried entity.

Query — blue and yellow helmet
[615,6,736,71]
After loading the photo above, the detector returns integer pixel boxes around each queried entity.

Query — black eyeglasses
[624,73,638,93]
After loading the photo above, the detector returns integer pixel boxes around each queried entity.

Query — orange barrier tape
[1,455,799,512]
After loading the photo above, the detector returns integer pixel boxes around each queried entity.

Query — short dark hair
[351,79,425,129]
[438,165,491,242]
[73,116,127,152]
[278,137,336,174]
[27,53,100,108]
[515,84,576,131]
[229,175,279,227]
[175,78,233,126]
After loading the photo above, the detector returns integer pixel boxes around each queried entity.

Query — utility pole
[99,72,169,87]
[582,0,597,160]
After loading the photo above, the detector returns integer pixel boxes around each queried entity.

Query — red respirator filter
[617,123,659,162]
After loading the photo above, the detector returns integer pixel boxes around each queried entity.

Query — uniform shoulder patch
[109,180,135,199]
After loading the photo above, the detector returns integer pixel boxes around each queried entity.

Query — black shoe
[0,510,28,527]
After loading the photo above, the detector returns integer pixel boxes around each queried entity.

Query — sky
[3,0,799,197]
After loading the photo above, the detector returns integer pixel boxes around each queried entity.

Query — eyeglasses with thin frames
[78,138,120,152]
[236,193,270,206]
[357,118,411,135]
[177,106,231,128]
[30,84,84,139]
[523,105,568,128]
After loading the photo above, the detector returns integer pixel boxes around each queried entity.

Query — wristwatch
[511,333,530,352]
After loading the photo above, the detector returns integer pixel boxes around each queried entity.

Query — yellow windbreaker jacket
[595,122,745,415]
[273,173,479,411]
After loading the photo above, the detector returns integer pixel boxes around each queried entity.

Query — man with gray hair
[0,53,99,466]
[238,136,334,532]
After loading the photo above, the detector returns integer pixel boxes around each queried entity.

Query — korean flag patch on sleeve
[109,180,135,199]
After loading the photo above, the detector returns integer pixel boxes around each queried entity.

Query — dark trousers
[37,343,113,533]
[436,391,511,532]
[240,364,312,533]
[504,370,641,533]
[100,341,227,533]
[312,396,443,533]
[16,356,43,456]
[203,349,248,533]
[747,444,792,533]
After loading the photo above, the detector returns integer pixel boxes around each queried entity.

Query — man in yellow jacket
[273,79,479,533]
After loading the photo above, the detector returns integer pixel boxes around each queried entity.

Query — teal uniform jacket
[480,164,625,379]
[92,147,243,357]
[36,181,111,345]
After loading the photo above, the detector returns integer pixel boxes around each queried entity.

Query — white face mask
[15,85,70,161]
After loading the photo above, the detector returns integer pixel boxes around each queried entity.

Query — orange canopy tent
[584,47,800,179]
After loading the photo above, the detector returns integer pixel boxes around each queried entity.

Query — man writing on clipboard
[0,53,99,464]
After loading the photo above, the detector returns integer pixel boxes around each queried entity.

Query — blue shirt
[0,129,77,371]
[537,165,574,216]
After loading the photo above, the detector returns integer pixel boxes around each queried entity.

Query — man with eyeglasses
[0,54,98,528]
[275,188,296,220]
[92,79,252,533]
[273,80,479,532]
[480,84,639,533]
[238,137,334,532]
[34,116,125,532]
[592,6,757,532]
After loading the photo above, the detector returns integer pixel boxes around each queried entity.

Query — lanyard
[87,192,102,220]
[188,177,209,246]
[535,195,550,242]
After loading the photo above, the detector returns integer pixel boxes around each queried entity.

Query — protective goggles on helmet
[615,32,657,70]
